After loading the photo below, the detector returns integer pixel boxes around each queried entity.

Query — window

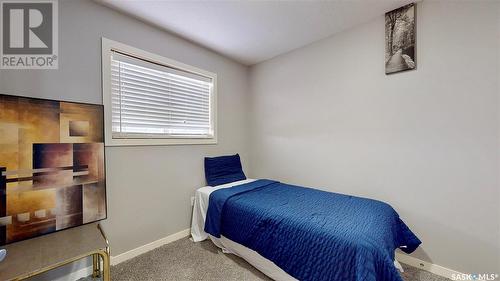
[102,38,217,146]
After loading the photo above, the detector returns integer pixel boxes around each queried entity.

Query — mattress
[191,179,256,242]
[190,179,404,281]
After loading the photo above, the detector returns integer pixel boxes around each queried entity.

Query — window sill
[105,137,217,147]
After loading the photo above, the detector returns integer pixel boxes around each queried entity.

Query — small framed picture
[385,3,416,74]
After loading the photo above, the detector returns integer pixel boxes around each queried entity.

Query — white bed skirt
[209,235,297,281]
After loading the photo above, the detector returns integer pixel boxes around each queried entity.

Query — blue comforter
[205,180,421,281]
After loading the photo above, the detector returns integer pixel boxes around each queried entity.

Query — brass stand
[92,253,101,278]
[92,223,110,280]
[91,250,110,281]
[0,223,111,281]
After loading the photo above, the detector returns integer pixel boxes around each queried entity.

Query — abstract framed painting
[385,3,416,74]
[0,94,106,245]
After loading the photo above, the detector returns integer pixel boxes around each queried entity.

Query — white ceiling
[98,0,415,66]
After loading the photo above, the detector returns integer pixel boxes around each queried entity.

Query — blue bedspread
[205,180,421,281]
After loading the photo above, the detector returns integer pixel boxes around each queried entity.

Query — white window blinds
[110,51,214,139]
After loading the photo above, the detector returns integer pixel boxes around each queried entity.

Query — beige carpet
[81,237,449,281]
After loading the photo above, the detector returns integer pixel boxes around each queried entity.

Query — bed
[191,179,296,280]
[191,178,421,281]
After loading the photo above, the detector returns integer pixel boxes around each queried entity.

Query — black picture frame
[385,3,417,75]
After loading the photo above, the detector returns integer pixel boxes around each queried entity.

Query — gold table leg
[98,250,111,281]
[92,253,101,278]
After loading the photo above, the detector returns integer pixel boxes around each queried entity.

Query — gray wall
[0,0,250,277]
[248,0,499,274]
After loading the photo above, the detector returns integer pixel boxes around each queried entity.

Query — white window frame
[101,38,217,146]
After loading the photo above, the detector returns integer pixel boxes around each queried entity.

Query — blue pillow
[204,154,246,186]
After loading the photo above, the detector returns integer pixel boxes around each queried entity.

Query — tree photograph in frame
[385,3,416,74]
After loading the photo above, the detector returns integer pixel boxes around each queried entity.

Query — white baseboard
[67,266,94,281]
[54,230,460,281]
[49,264,94,281]
[50,228,190,281]
[111,228,190,265]
[396,252,462,279]
[111,230,461,280]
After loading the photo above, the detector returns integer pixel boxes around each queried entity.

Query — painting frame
[385,3,417,75]
[0,93,107,246]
